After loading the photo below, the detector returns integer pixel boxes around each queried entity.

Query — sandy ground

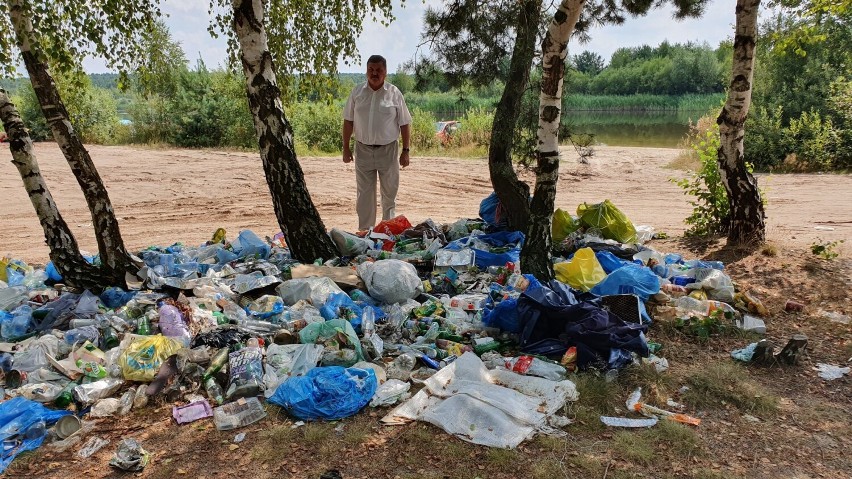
[0,143,849,263]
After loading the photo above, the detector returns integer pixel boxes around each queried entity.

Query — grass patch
[761,243,779,257]
[531,458,566,478]
[620,362,675,406]
[566,372,624,433]
[303,422,334,443]
[645,419,702,458]
[251,424,299,460]
[665,149,701,171]
[683,362,779,415]
[485,447,520,466]
[613,431,655,465]
[341,417,373,445]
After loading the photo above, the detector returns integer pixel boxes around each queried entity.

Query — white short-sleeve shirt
[343,81,412,146]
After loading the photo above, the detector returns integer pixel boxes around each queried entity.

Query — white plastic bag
[276,277,343,307]
[357,260,423,304]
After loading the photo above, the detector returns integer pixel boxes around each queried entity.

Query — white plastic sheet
[382,352,578,448]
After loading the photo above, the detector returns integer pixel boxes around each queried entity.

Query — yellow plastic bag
[552,208,580,244]
[119,335,184,382]
[554,247,607,291]
[576,200,638,244]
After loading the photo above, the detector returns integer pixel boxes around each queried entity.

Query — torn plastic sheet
[381,352,578,448]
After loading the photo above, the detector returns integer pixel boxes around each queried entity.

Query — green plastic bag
[552,208,581,244]
[576,200,638,243]
[298,319,364,365]
[554,247,607,292]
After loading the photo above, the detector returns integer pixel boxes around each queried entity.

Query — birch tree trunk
[231,0,338,262]
[8,0,132,285]
[489,0,542,231]
[520,0,585,280]
[1,90,117,291]
[717,0,765,246]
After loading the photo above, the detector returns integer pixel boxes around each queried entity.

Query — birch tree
[717,0,765,246]
[1,0,163,289]
[212,0,396,261]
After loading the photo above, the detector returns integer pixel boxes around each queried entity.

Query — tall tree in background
[0,0,163,289]
[213,0,397,261]
[717,0,765,246]
[421,1,711,264]
[520,0,584,280]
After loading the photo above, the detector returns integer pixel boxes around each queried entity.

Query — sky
[84,0,738,73]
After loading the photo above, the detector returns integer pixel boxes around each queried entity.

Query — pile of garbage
[0,197,778,470]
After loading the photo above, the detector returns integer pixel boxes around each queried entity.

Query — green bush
[672,115,730,236]
[785,110,836,171]
[409,108,438,150]
[456,107,494,147]
[15,75,119,144]
[127,94,171,144]
[290,101,343,153]
[744,106,787,170]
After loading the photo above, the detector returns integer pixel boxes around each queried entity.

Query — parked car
[435,120,461,146]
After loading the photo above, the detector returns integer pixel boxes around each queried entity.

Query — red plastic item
[373,216,412,236]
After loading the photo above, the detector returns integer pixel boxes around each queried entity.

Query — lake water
[563,110,708,148]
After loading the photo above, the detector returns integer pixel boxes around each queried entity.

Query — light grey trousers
[354,141,399,230]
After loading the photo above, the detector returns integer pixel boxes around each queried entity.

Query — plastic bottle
[101,326,120,350]
[133,314,150,335]
[65,326,101,346]
[202,347,230,382]
[204,377,225,405]
[54,379,80,408]
[674,296,737,317]
[69,318,98,329]
[386,353,417,381]
[362,308,376,337]
[0,352,12,373]
[505,356,567,381]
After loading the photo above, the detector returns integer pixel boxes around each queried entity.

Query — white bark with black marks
[231,0,338,262]
[521,0,585,281]
[0,90,117,292]
[8,0,132,282]
[717,0,765,246]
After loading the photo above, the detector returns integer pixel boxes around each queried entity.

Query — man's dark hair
[366,55,387,68]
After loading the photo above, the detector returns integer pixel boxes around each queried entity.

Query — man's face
[366,61,387,90]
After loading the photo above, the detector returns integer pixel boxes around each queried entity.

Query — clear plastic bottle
[205,377,225,405]
[362,308,376,337]
[386,353,417,381]
[64,325,101,346]
[505,356,567,381]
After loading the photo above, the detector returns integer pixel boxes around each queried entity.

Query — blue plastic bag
[233,230,270,260]
[590,264,660,301]
[479,192,508,230]
[482,297,520,333]
[100,287,137,309]
[0,397,71,474]
[445,231,525,269]
[268,366,377,421]
[320,293,364,332]
[595,250,634,274]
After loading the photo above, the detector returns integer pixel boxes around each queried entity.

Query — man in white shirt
[342,55,412,231]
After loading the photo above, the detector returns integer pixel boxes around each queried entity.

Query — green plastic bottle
[136,315,151,335]
[54,379,79,408]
